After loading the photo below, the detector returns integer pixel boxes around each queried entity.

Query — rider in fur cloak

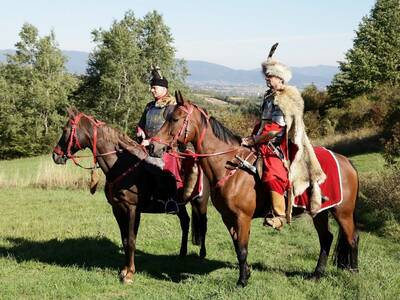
[242,43,326,229]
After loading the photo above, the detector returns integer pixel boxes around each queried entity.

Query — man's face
[150,85,167,99]
[266,75,283,90]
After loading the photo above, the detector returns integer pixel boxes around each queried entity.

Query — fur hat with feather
[261,43,292,83]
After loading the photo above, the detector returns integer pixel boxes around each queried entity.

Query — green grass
[0,152,399,299]
[349,152,386,173]
[0,187,399,299]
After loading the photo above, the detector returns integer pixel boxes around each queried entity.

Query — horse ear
[175,90,185,105]
[67,107,76,118]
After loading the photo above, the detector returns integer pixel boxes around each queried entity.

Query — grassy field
[0,153,399,299]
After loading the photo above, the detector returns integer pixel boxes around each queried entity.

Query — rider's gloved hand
[241,136,256,147]
[141,139,150,146]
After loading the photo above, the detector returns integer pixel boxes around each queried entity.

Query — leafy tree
[77,10,188,133]
[381,87,400,164]
[301,83,330,113]
[328,0,400,104]
[0,23,77,158]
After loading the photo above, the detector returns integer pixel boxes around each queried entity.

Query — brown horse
[150,92,359,287]
[52,108,209,283]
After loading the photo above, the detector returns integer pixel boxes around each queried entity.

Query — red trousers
[261,152,289,195]
[254,122,289,196]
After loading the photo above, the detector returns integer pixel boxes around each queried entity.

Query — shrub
[301,84,330,112]
[381,86,400,164]
[358,165,400,239]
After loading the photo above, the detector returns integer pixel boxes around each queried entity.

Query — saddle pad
[293,147,343,214]
[164,151,203,201]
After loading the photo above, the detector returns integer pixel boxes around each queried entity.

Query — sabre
[235,155,257,175]
[267,141,284,160]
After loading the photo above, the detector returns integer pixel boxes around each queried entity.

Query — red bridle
[151,103,236,159]
[53,113,112,169]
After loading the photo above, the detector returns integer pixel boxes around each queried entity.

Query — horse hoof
[122,277,133,284]
[236,279,248,288]
[199,249,206,259]
[309,271,323,281]
[349,268,359,273]
[119,269,128,280]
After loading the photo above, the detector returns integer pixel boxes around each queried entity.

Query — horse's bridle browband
[53,113,116,169]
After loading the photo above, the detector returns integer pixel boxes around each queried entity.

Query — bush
[301,84,330,112]
[359,165,400,239]
[381,86,400,164]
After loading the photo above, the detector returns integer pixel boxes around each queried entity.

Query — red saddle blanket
[163,152,203,201]
[293,147,343,214]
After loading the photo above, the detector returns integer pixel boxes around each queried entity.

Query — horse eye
[172,118,179,122]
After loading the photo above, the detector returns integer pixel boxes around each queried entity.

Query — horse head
[150,91,204,157]
[52,107,104,165]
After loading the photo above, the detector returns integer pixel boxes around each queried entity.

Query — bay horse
[52,108,209,283]
[150,92,359,287]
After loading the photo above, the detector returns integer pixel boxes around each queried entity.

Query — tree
[328,0,400,104]
[77,10,188,133]
[301,83,329,113]
[0,23,78,158]
[382,87,400,165]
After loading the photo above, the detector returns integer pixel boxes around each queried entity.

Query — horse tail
[333,159,359,270]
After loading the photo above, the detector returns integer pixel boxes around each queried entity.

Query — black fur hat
[150,66,168,88]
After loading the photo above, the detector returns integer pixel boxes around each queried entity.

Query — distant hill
[1,49,337,88]
[186,60,337,89]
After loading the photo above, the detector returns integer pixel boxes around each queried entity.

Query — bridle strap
[65,113,106,169]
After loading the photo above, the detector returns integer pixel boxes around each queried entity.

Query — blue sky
[0,0,375,69]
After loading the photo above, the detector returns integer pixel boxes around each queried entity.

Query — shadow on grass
[0,236,231,282]
[326,133,382,156]
[251,262,313,279]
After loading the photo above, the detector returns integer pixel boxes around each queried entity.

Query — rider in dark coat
[136,68,181,213]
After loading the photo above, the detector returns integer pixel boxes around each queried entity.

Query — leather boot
[264,191,286,230]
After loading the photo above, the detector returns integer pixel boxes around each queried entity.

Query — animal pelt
[154,95,177,108]
[273,85,327,216]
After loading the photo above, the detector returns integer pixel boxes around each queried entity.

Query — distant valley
[0,50,338,93]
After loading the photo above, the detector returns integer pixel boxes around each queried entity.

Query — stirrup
[263,216,286,230]
[165,199,179,214]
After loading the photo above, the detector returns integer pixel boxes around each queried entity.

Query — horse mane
[199,111,242,145]
[76,113,138,146]
[101,125,137,145]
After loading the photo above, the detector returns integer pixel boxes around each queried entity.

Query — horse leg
[199,211,207,258]
[191,199,208,258]
[120,204,139,283]
[134,210,141,237]
[311,210,334,280]
[112,206,130,281]
[198,180,209,259]
[332,210,359,272]
[223,214,252,287]
[177,205,190,257]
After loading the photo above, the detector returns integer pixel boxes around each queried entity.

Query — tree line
[0,10,187,158]
[0,1,399,162]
